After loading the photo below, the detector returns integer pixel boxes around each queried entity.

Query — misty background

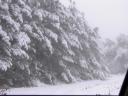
[61,0,128,41]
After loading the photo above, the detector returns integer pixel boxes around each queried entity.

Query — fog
[60,0,128,41]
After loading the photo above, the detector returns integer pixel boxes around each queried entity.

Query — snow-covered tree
[104,34,128,74]
[0,0,108,88]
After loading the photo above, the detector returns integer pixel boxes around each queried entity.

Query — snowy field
[6,74,125,95]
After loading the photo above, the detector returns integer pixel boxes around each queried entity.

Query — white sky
[60,0,128,41]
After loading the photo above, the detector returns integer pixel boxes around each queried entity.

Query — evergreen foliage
[0,0,108,88]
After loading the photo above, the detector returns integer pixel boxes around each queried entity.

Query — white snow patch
[45,37,53,54]
[0,26,10,46]
[17,32,31,50]
[0,3,9,11]
[45,29,58,42]
[62,37,68,49]
[0,15,20,32]
[63,56,74,63]
[11,48,29,59]
[33,9,43,21]
[68,49,75,56]
[0,60,12,71]
[23,24,32,33]
[68,33,82,50]
[7,74,125,95]
[79,59,88,69]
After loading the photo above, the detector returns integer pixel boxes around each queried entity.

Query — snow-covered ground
[6,74,125,95]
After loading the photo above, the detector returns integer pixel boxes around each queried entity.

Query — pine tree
[0,0,108,88]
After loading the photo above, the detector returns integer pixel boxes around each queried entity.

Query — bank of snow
[7,74,125,95]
